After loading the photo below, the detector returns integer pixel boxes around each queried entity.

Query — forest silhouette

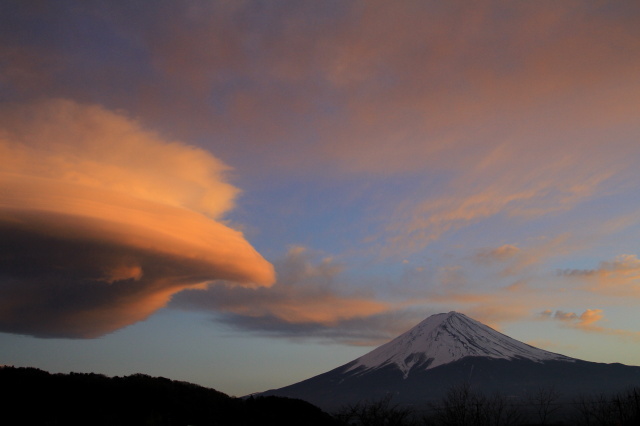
[0,366,340,425]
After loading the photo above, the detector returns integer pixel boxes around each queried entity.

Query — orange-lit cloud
[540,308,640,341]
[540,309,604,327]
[0,99,274,338]
[559,254,640,298]
[0,99,238,217]
[172,246,392,341]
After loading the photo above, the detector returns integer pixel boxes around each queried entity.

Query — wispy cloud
[0,99,274,338]
[540,308,640,341]
[472,235,574,277]
[475,244,521,264]
[559,254,640,298]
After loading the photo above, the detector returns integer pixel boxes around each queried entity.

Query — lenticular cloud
[0,99,274,338]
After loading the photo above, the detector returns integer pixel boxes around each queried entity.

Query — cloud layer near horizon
[0,99,274,338]
[172,246,412,345]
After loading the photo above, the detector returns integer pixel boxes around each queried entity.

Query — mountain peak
[346,312,573,378]
[260,312,640,410]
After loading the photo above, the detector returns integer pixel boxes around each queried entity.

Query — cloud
[542,309,604,327]
[552,310,579,322]
[391,236,584,331]
[5,2,640,167]
[475,244,521,264]
[0,99,239,217]
[213,310,426,347]
[383,166,614,255]
[171,246,411,345]
[474,244,528,277]
[469,235,575,279]
[559,254,640,297]
[171,240,561,344]
[540,308,640,341]
[0,99,274,338]
[4,2,640,262]
[319,1,640,174]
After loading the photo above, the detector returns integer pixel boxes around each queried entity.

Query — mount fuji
[259,312,640,410]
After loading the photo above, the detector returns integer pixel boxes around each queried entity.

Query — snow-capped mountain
[347,312,572,378]
[258,312,640,410]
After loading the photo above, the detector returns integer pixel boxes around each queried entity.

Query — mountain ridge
[259,312,640,410]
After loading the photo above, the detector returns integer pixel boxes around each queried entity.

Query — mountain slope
[346,312,572,378]
[259,312,640,410]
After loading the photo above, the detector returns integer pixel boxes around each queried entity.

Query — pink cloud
[559,254,640,298]
[540,308,640,341]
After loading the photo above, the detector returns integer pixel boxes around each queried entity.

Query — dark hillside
[0,366,343,426]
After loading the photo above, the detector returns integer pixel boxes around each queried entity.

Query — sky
[1,0,640,397]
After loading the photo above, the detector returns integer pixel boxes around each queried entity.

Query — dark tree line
[335,395,413,426]
[335,383,640,426]
[0,366,342,426]
[573,388,640,426]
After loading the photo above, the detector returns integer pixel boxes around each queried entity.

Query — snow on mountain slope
[347,312,574,378]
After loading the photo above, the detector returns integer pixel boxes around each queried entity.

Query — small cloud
[475,244,521,264]
[473,235,573,278]
[539,309,553,319]
[505,280,527,292]
[558,254,640,297]
[540,308,640,341]
[578,308,604,326]
[540,309,602,328]
[553,310,579,321]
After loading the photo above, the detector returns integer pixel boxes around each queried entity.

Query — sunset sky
[2,1,640,396]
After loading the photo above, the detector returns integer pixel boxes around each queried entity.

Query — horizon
[2,1,640,397]
[0,310,591,394]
